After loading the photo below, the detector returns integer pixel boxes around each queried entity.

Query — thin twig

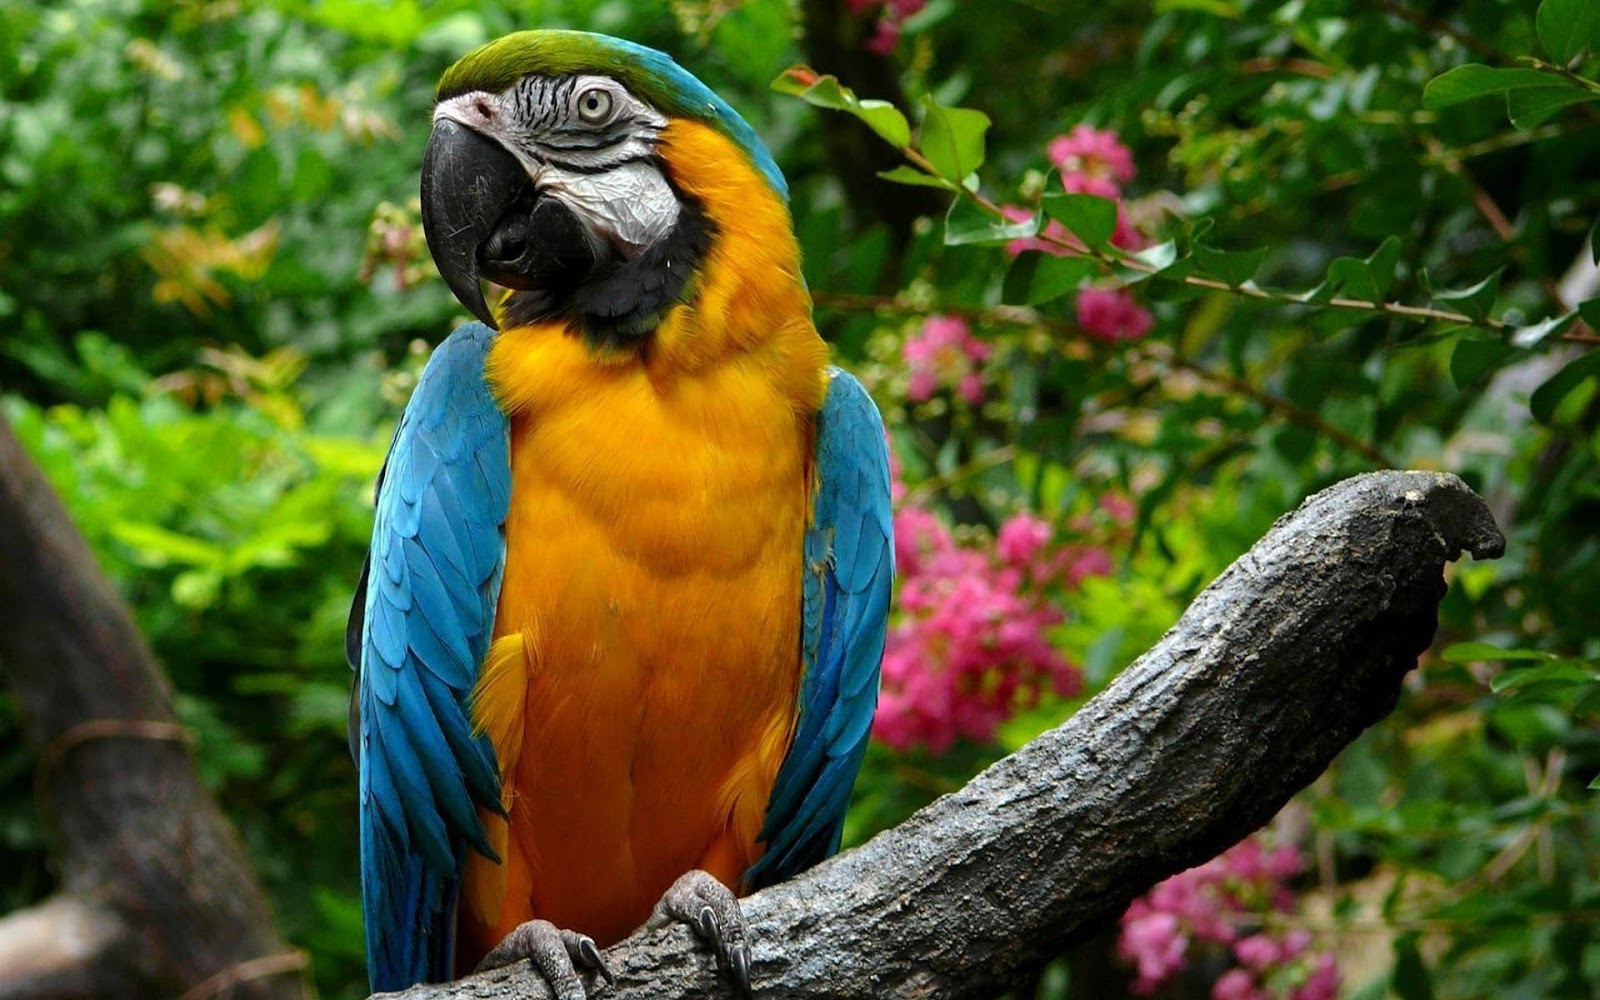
[1369,0,1515,64]
[811,291,1397,467]
[1423,134,1590,336]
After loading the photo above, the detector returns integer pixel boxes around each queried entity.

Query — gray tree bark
[374,470,1504,1000]
[0,413,309,1000]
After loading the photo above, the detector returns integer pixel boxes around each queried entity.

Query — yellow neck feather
[486,119,826,419]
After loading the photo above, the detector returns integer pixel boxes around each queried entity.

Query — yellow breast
[455,118,830,963]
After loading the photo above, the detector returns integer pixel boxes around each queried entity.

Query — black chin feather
[500,190,714,349]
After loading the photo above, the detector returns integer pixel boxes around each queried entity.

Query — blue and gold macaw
[348,30,894,997]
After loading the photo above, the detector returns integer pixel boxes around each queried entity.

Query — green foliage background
[2,0,1599,996]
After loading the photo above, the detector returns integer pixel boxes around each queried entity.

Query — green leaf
[920,98,990,183]
[1423,64,1567,109]
[775,71,851,109]
[1579,296,1600,330]
[1538,0,1600,63]
[1530,351,1600,424]
[856,99,911,149]
[1450,337,1511,388]
[1326,236,1403,302]
[773,68,914,150]
[1508,86,1600,127]
[1002,252,1098,305]
[1442,641,1558,663]
[1193,245,1266,287]
[1042,192,1117,247]
[1510,311,1578,348]
[943,198,1035,246]
[1490,660,1600,693]
[1424,267,1502,322]
[877,165,956,190]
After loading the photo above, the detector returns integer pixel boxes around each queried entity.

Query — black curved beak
[421,118,604,331]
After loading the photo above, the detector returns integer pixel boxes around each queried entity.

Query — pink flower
[1060,171,1121,200]
[997,513,1052,566]
[865,18,901,54]
[850,0,924,53]
[1233,934,1279,971]
[873,502,1082,752]
[1212,968,1265,1000]
[902,315,991,404]
[1117,834,1337,997]
[1119,910,1188,991]
[1048,125,1136,188]
[1293,953,1339,1000]
[1075,287,1154,342]
[1100,492,1136,523]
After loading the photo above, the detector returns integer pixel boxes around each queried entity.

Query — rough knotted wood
[0,413,308,1000]
[378,470,1504,1000]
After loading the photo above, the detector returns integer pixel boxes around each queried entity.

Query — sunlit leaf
[1530,352,1600,424]
[919,98,990,182]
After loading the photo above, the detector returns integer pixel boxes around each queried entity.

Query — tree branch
[377,470,1504,1000]
[0,412,308,1000]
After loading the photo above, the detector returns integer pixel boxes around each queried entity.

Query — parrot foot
[475,919,615,1000]
[646,869,753,998]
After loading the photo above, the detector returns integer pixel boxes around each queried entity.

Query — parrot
[347,29,894,998]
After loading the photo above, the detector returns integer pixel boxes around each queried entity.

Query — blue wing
[348,322,510,991]
[748,367,894,888]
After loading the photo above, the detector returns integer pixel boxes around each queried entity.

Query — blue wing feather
[352,322,510,991]
[749,368,893,888]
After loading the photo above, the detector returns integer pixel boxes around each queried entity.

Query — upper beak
[420,117,526,330]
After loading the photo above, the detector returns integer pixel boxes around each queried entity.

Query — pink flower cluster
[1004,125,1155,344]
[903,315,991,404]
[1076,287,1154,342]
[1119,836,1339,1000]
[873,504,1104,753]
[847,0,925,53]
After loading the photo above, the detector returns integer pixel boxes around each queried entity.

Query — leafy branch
[773,61,1600,350]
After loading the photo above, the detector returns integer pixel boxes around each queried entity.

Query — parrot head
[421,30,788,345]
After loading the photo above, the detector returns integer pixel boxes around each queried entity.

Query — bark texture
[375,470,1504,1000]
[0,412,308,1000]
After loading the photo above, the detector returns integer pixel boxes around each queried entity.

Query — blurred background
[2,0,1598,996]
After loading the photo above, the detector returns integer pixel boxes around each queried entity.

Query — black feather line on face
[500,182,714,348]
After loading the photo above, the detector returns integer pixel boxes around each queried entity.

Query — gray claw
[475,919,612,1000]
[648,870,754,997]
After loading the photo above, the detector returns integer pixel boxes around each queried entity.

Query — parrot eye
[575,87,614,124]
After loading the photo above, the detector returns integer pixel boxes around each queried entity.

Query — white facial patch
[434,77,681,261]
[528,159,681,256]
